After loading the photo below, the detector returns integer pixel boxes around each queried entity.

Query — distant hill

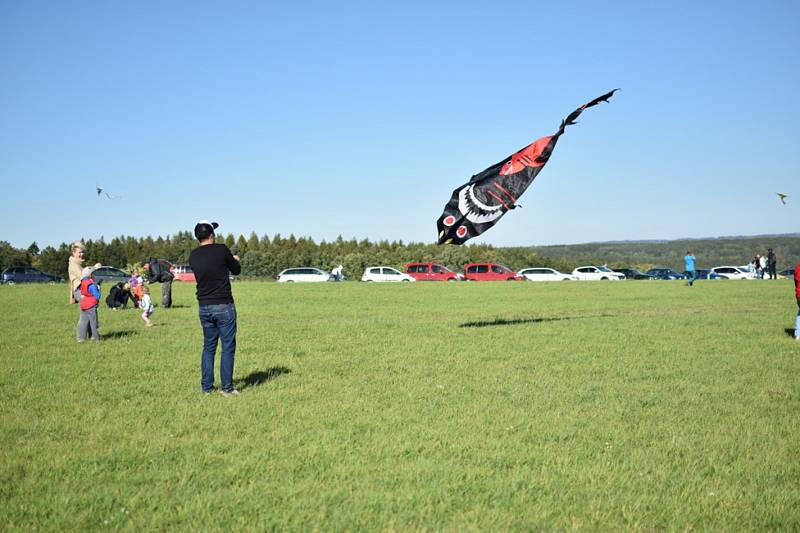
[528,234,800,272]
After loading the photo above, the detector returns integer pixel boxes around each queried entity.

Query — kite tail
[553,89,618,137]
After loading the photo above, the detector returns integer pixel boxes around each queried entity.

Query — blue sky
[1,0,798,249]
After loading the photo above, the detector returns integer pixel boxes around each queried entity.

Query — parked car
[171,264,196,282]
[777,268,795,279]
[572,266,625,281]
[517,267,577,281]
[645,268,687,280]
[276,267,333,283]
[694,269,723,280]
[1,266,63,284]
[709,266,756,280]
[405,262,463,281]
[612,268,655,280]
[362,266,415,282]
[464,263,524,281]
[90,266,130,285]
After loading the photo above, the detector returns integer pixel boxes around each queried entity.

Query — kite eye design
[457,184,504,224]
[443,215,456,227]
[456,226,467,238]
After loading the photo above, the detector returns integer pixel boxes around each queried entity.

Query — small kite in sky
[776,193,788,205]
[96,184,120,199]
[436,90,618,245]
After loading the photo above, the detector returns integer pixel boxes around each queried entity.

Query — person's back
[684,253,695,272]
[189,221,242,396]
[189,243,241,304]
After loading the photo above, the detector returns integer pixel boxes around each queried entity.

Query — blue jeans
[796,298,800,339]
[199,303,237,392]
[685,270,696,286]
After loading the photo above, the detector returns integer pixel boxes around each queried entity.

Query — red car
[170,264,196,282]
[405,262,463,281]
[464,263,524,281]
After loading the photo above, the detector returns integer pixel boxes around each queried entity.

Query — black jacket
[146,258,174,283]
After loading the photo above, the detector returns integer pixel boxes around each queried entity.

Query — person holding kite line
[68,241,101,304]
[189,220,242,396]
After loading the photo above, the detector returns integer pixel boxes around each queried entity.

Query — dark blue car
[1,266,63,284]
[613,268,656,280]
[695,269,723,280]
[645,267,687,280]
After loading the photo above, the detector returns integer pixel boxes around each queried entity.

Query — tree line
[0,233,565,280]
[2,233,797,280]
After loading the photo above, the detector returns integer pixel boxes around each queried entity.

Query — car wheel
[6,281,14,286]
[601,277,608,280]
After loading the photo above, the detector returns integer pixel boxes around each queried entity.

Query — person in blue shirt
[684,251,696,286]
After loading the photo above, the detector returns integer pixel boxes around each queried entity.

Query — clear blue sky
[1,0,798,249]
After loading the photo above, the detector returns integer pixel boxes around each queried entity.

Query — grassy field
[1,279,799,530]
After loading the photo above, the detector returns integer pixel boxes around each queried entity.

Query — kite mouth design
[458,184,504,224]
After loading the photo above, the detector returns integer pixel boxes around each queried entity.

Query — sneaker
[220,389,240,397]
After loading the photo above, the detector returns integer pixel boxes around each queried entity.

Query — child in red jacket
[77,267,101,342]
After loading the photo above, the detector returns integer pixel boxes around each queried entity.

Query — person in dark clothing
[188,220,242,396]
[767,249,777,280]
[105,282,133,309]
[143,258,175,308]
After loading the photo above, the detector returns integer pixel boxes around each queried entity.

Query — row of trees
[0,234,568,280]
[3,233,797,280]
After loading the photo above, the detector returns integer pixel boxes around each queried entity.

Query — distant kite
[96,184,120,199]
[776,193,788,205]
[436,90,617,245]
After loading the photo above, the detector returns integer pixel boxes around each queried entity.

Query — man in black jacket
[143,258,175,308]
[189,220,242,396]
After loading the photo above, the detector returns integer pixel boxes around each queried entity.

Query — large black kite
[436,90,617,245]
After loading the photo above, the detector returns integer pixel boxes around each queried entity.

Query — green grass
[2,279,799,530]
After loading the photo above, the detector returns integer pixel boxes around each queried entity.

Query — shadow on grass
[459,314,615,328]
[785,328,797,338]
[101,329,138,339]
[235,367,291,390]
[158,304,191,309]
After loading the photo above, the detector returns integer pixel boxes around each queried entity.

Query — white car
[572,266,625,281]
[276,267,333,283]
[518,267,578,281]
[710,266,756,280]
[361,266,415,282]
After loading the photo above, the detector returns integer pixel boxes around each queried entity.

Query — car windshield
[598,266,613,272]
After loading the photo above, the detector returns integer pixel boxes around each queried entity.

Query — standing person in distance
[189,220,242,396]
[683,250,696,287]
[142,258,175,308]
[794,262,800,340]
[767,248,777,280]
